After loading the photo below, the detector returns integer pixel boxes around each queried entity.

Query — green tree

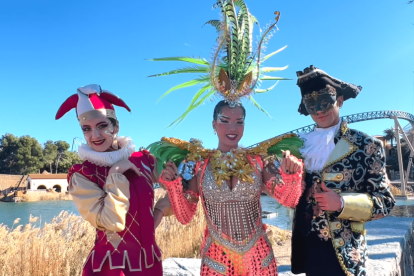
[0,133,20,174]
[43,140,57,173]
[383,127,396,147]
[57,151,82,173]
[15,135,44,174]
[54,141,70,174]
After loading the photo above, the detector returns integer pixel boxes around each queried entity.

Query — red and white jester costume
[56,84,162,276]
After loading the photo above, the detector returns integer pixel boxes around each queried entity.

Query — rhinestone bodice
[201,165,264,254]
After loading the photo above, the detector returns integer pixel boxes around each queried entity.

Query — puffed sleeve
[69,172,130,232]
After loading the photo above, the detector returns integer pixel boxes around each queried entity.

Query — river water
[0,196,412,230]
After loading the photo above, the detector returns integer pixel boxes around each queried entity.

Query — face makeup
[81,117,118,152]
[213,105,245,152]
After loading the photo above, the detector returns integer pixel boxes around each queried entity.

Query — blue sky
[1,0,414,150]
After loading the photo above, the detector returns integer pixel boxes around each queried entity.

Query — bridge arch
[53,185,62,193]
[37,185,47,190]
[284,110,414,136]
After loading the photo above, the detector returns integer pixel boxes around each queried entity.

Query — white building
[27,173,68,193]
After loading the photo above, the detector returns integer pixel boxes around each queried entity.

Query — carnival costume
[148,1,304,275]
[56,84,162,276]
[291,66,396,276]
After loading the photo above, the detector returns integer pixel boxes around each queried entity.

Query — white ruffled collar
[299,120,342,171]
[78,136,135,167]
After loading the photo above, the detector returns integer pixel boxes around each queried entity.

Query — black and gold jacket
[291,121,396,276]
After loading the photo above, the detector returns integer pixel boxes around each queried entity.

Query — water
[0,201,79,229]
[0,197,411,230]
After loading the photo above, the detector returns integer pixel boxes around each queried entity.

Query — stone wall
[0,174,23,191]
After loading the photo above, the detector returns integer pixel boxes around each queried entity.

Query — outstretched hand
[314,182,342,212]
[280,150,303,175]
[160,160,179,182]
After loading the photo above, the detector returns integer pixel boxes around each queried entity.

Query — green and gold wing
[247,134,303,159]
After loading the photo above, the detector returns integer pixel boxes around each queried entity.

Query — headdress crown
[149,0,288,127]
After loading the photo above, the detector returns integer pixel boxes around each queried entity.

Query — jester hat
[55,84,131,123]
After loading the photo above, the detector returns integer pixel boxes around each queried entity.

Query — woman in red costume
[55,84,162,276]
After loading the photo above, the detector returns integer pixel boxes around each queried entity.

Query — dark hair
[213,100,246,121]
[108,117,118,127]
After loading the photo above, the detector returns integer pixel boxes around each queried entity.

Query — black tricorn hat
[296,65,362,115]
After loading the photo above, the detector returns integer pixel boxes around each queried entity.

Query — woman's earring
[214,129,217,135]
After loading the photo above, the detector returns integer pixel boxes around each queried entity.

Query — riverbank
[1,191,72,203]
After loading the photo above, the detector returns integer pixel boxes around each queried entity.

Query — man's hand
[314,182,342,212]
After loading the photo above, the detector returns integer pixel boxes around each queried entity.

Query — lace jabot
[299,120,341,171]
[78,136,135,167]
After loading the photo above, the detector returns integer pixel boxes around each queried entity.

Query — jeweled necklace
[210,148,254,186]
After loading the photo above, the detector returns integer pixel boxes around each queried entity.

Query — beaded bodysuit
[158,154,304,276]
[202,166,263,254]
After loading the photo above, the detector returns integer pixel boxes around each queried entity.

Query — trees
[43,141,57,174]
[383,127,396,147]
[16,136,44,174]
[0,134,81,174]
[0,134,20,174]
[54,141,70,174]
[0,134,43,174]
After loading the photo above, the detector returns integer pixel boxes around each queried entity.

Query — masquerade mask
[303,85,337,115]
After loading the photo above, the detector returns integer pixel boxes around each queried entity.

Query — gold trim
[350,222,365,234]
[328,214,352,276]
[323,138,358,170]
[323,173,344,182]
[246,134,298,157]
[78,109,116,123]
[337,193,374,222]
[330,221,342,230]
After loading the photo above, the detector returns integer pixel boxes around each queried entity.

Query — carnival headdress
[149,0,288,127]
[55,84,131,123]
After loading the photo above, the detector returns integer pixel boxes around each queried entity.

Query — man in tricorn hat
[291,65,396,276]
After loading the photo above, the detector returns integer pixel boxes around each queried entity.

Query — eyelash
[218,119,244,125]
[82,124,108,132]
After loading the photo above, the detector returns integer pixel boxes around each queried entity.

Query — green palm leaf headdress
[148,0,288,127]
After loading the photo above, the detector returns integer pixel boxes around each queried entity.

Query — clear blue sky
[1,0,414,150]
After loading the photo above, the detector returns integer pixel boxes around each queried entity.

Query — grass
[20,191,72,202]
[0,212,95,276]
[0,189,205,275]
[390,184,402,196]
[0,189,288,275]
[154,189,205,259]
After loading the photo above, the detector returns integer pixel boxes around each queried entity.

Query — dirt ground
[265,224,292,266]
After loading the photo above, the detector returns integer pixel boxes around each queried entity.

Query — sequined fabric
[200,229,277,276]
[159,177,199,225]
[201,167,263,254]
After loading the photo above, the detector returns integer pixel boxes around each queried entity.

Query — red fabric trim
[55,94,79,120]
[100,92,131,112]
